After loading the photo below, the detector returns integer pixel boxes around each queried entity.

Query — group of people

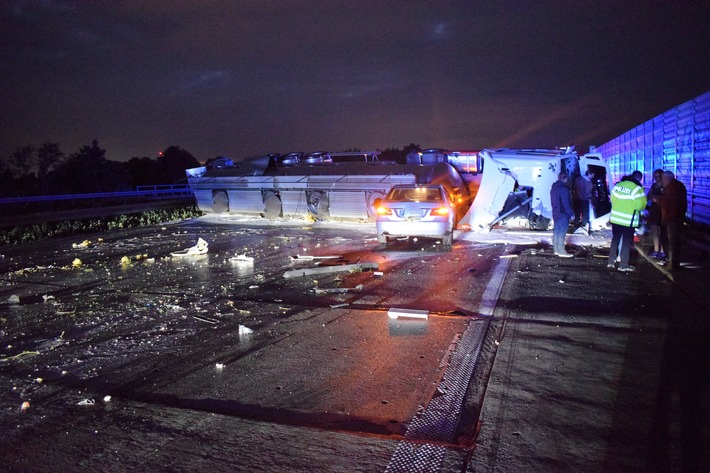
[549,167,687,271]
[642,169,688,270]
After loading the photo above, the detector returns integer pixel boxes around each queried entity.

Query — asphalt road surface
[1,217,510,472]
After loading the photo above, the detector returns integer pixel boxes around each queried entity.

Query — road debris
[72,258,82,267]
[72,240,92,249]
[20,401,30,412]
[290,255,341,261]
[171,238,208,257]
[77,399,95,406]
[230,254,254,263]
[313,284,363,295]
[283,262,379,278]
[330,303,350,309]
[238,325,254,335]
[387,308,429,320]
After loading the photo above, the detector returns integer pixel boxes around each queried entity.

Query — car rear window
[388,187,442,202]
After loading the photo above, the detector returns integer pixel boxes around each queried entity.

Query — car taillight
[377,206,392,215]
[431,207,450,216]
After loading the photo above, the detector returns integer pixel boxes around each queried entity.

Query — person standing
[550,172,574,257]
[660,171,687,270]
[646,169,666,258]
[608,171,647,271]
[573,170,593,233]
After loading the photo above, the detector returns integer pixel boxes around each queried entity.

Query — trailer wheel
[212,191,229,214]
[366,191,386,221]
[306,191,330,220]
[262,192,282,219]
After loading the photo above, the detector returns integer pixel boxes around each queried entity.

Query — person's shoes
[556,253,574,258]
[655,252,666,260]
[618,266,635,272]
[659,259,668,266]
[607,263,615,268]
[648,251,659,258]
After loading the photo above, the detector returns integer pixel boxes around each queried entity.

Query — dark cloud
[1,0,708,162]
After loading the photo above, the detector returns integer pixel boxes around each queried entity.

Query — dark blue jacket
[550,180,573,220]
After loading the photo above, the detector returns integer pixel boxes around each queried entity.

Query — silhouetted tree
[36,142,65,194]
[156,146,200,184]
[124,156,162,187]
[50,139,131,193]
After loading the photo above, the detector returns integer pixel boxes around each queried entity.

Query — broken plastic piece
[103,395,112,403]
[230,254,254,262]
[215,363,225,369]
[387,308,429,320]
[171,238,208,257]
[238,325,254,335]
[20,401,30,411]
[290,255,340,261]
[77,399,95,406]
[373,271,384,277]
[72,258,82,267]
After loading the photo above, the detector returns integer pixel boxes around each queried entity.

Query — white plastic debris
[230,254,254,263]
[238,325,254,335]
[171,238,208,257]
[373,271,384,277]
[387,308,429,320]
[103,395,112,403]
[20,401,30,412]
[215,363,225,370]
[290,255,340,261]
[77,399,95,406]
[6,294,20,304]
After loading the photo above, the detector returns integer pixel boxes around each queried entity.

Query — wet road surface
[0,217,507,471]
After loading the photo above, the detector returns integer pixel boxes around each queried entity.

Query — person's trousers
[665,221,683,269]
[574,199,590,227]
[608,223,635,267]
[553,218,569,254]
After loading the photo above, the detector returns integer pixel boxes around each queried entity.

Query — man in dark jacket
[550,172,574,257]
[660,171,687,270]
[573,170,593,233]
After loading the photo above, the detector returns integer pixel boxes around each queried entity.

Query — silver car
[376,184,456,247]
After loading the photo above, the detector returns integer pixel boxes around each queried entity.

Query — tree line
[0,141,423,198]
[0,141,200,198]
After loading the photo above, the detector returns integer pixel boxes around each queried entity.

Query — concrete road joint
[385,253,512,472]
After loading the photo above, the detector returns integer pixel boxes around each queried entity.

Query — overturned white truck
[460,147,612,232]
[185,151,472,221]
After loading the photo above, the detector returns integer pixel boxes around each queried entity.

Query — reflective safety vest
[610,180,647,227]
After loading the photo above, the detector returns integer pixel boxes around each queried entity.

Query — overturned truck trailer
[186,152,471,221]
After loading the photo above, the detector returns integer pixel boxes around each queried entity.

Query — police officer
[607,170,647,271]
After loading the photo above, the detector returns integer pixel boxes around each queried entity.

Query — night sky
[1,1,709,163]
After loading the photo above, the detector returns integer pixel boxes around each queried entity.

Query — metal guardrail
[0,184,193,205]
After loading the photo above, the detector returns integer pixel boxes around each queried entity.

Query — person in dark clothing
[573,170,593,232]
[660,171,687,270]
[550,172,574,257]
[647,169,666,258]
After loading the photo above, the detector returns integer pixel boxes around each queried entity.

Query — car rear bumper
[376,220,451,238]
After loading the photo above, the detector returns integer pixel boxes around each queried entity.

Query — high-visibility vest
[610,180,647,227]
